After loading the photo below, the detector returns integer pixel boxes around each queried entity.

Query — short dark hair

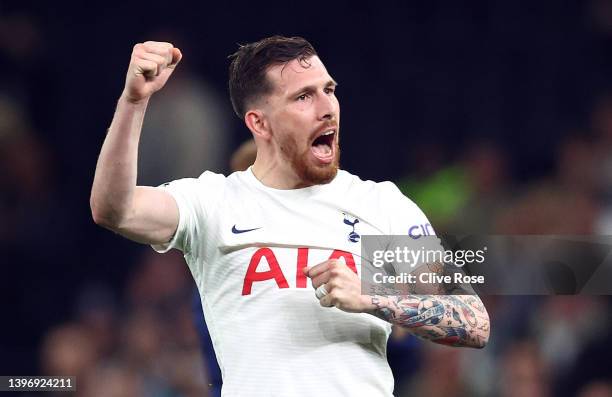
[228,35,317,118]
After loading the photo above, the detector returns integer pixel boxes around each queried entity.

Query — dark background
[2,1,612,396]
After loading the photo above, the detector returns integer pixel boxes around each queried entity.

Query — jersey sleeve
[377,182,444,291]
[151,171,226,255]
[380,182,435,237]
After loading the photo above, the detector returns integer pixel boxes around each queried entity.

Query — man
[91,36,490,396]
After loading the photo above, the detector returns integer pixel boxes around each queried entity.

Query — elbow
[90,203,112,229]
[471,314,491,349]
[473,330,490,349]
[91,209,111,228]
[90,194,122,230]
[90,193,105,226]
[446,326,488,349]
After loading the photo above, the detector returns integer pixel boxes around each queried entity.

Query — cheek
[294,100,312,113]
[281,109,312,133]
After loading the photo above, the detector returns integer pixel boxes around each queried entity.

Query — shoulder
[335,170,415,204]
[160,170,228,204]
[163,170,227,187]
[198,170,227,183]
[336,170,430,228]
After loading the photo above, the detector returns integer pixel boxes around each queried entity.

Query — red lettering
[242,248,359,295]
[328,250,357,274]
[242,248,289,295]
[296,247,309,288]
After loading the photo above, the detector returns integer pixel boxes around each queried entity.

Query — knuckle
[146,52,161,63]
[143,42,160,53]
[133,46,147,56]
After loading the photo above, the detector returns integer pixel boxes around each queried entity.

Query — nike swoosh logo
[232,225,262,234]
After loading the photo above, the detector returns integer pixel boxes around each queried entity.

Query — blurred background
[1,1,612,396]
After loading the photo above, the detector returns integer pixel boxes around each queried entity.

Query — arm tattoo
[369,258,490,347]
[370,294,489,348]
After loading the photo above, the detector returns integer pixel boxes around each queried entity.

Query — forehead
[266,56,332,96]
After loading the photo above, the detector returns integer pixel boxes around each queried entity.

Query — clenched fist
[122,41,182,104]
[304,257,374,313]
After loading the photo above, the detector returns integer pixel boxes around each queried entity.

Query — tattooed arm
[368,260,490,348]
[304,259,490,348]
[368,294,490,348]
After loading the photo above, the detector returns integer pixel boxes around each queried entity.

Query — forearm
[368,294,490,348]
[90,95,148,226]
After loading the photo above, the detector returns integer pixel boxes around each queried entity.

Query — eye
[296,93,310,101]
[324,86,336,95]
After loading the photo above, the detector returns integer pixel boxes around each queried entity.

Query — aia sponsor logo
[242,248,357,295]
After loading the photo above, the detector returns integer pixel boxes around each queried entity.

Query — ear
[244,109,271,140]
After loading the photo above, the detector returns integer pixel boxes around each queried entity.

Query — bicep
[114,186,179,245]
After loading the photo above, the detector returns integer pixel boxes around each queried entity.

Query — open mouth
[311,129,336,163]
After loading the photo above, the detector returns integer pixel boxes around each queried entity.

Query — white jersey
[152,168,432,397]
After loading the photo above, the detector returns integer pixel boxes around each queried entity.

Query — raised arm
[90,41,182,244]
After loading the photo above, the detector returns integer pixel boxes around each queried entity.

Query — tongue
[311,142,332,160]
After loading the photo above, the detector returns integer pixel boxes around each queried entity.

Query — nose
[317,91,336,121]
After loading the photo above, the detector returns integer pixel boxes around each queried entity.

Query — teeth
[322,130,334,136]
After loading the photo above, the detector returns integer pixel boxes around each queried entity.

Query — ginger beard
[277,127,340,186]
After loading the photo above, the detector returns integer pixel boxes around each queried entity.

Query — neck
[251,156,312,190]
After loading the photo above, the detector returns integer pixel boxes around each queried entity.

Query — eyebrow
[287,79,338,98]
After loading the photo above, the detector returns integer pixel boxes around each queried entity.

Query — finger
[319,294,333,308]
[143,40,173,48]
[311,271,330,289]
[304,260,331,278]
[169,48,182,68]
[315,284,328,299]
[138,52,168,71]
[143,41,173,52]
[142,41,174,63]
[134,59,159,78]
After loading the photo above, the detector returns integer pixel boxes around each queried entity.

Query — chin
[304,163,339,185]
[294,147,341,186]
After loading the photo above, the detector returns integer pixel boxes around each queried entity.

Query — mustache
[310,121,339,140]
